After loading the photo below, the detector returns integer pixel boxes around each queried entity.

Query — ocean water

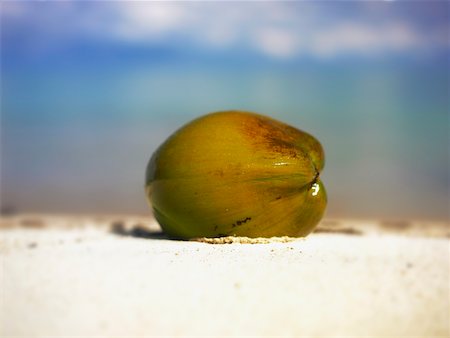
[2,56,448,220]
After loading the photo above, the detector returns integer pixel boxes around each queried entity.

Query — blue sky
[2,1,449,60]
[1,1,449,219]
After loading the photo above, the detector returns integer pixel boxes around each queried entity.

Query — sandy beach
[1,214,448,337]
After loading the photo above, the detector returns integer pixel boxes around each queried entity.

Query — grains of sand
[192,236,302,244]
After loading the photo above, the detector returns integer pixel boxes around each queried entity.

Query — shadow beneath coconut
[110,221,171,240]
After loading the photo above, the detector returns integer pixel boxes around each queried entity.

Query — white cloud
[311,22,424,58]
[103,2,447,59]
[253,28,299,58]
[2,1,448,59]
[110,3,191,41]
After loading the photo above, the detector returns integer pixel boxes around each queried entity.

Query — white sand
[1,215,449,337]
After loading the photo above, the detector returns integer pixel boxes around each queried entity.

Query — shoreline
[1,213,448,239]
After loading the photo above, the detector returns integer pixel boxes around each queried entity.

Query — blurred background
[1,1,448,221]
